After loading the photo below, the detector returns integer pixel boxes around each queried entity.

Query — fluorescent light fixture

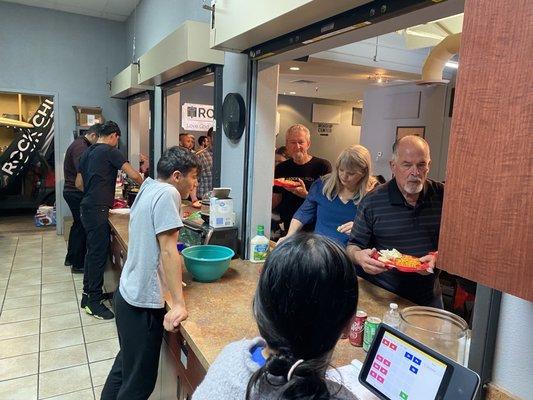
[289,66,300,71]
[445,61,459,69]
[289,91,296,95]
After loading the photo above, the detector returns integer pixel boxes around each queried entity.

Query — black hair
[275,146,289,158]
[98,121,121,137]
[86,123,101,136]
[207,127,214,138]
[157,146,200,179]
[179,133,187,139]
[246,233,358,400]
[198,135,208,146]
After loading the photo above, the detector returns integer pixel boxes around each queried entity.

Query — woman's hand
[337,221,353,235]
[276,236,288,246]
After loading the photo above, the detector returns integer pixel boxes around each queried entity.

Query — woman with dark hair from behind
[193,233,359,400]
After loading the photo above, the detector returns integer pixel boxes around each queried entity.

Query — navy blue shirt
[348,178,444,307]
[293,178,358,246]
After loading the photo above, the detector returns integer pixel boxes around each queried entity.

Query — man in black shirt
[273,124,331,231]
[63,125,99,273]
[347,135,443,307]
[76,121,143,319]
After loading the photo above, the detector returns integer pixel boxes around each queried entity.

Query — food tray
[273,178,300,188]
[371,251,429,273]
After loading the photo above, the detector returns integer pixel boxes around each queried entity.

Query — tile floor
[0,229,118,399]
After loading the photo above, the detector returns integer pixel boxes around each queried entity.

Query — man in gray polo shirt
[101,147,199,399]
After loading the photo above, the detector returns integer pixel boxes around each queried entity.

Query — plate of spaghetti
[371,249,429,272]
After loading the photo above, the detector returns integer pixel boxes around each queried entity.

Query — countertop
[108,213,413,370]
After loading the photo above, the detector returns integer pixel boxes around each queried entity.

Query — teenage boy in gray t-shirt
[101,146,199,399]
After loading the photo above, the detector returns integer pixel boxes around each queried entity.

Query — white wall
[220,52,249,241]
[360,83,450,181]
[247,64,279,251]
[277,95,361,166]
[492,295,533,399]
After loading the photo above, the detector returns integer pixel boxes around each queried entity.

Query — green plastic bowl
[181,245,234,282]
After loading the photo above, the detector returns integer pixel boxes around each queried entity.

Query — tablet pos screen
[363,329,450,400]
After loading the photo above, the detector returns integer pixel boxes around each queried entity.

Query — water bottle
[382,303,401,329]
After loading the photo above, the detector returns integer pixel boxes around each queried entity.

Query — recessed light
[289,91,296,95]
[289,66,300,71]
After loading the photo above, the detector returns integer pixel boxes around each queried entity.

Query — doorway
[161,65,223,192]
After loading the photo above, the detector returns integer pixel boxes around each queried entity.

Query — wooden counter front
[109,213,413,373]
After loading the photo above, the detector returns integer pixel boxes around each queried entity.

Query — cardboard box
[73,106,104,127]
[209,197,235,228]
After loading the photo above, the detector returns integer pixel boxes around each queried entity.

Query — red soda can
[349,310,367,347]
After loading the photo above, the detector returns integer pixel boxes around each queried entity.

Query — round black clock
[222,93,246,141]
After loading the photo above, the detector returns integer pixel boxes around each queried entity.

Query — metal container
[399,306,470,365]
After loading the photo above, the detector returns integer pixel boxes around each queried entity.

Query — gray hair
[392,135,430,161]
[286,124,311,142]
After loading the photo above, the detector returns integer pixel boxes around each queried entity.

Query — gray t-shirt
[119,178,183,309]
[193,338,358,400]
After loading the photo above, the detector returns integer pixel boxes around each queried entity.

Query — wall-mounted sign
[317,123,333,136]
[181,103,214,132]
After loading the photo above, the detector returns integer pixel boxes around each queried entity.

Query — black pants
[101,290,165,400]
[63,191,86,269]
[80,205,110,299]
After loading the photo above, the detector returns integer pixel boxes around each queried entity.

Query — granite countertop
[108,213,413,370]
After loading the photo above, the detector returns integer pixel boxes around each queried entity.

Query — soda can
[348,310,367,347]
[363,317,381,352]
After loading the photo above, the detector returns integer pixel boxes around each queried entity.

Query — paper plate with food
[273,178,301,189]
[372,248,430,273]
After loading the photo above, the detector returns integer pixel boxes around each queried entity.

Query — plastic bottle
[250,225,269,263]
[382,303,401,329]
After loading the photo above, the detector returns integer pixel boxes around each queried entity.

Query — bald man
[347,135,443,307]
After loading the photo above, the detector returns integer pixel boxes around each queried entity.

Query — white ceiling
[398,14,463,49]
[278,57,419,102]
[2,0,140,21]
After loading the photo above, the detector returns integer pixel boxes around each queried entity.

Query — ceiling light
[445,61,459,69]
[289,91,296,95]
[289,66,300,71]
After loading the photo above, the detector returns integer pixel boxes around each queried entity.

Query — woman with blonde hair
[278,145,377,246]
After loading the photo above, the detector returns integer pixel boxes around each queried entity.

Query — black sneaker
[80,293,88,309]
[64,255,72,266]
[71,265,84,274]
[85,300,114,320]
